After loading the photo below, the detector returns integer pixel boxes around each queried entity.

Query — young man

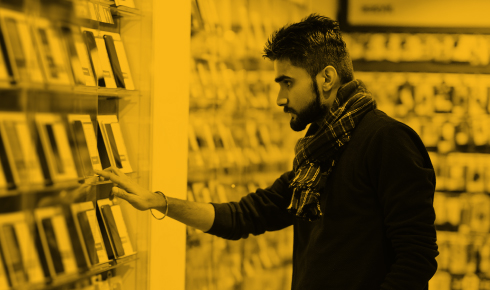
[95,14,438,290]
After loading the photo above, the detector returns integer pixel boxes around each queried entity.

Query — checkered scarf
[288,79,376,221]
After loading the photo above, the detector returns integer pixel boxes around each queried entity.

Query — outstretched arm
[94,167,215,232]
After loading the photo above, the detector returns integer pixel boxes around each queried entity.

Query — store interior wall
[185,1,490,290]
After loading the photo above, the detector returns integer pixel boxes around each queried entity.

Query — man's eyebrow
[274,75,292,83]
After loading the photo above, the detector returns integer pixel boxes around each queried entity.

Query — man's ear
[318,66,338,91]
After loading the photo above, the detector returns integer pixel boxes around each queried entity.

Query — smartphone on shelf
[97,199,134,258]
[97,116,132,173]
[83,30,106,87]
[0,9,44,84]
[1,224,27,286]
[35,114,78,184]
[0,113,44,188]
[92,33,117,88]
[104,123,123,169]
[77,211,99,266]
[3,17,27,79]
[72,120,96,176]
[41,218,65,275]
[100,32,134,90]
[0,131,15,190]
[103,35,125,88]
[0,213,44,285]
[60,26,87,86]
[101,205,125,257]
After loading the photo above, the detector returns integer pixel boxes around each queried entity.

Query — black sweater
[207,109,438,290]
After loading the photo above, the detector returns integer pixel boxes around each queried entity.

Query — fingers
[94,169,111,179]
[101,166,125,177]
[94,167,126,185]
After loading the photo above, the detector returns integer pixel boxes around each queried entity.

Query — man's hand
[94,167,165,211]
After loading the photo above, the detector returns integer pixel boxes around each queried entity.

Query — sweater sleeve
[205,171,295,240]
[368,122,439,290]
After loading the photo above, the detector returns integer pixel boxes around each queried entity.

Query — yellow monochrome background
[0,0,487,290]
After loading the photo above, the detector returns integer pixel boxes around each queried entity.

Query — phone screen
[45,124,65,175]
[5,18,26,69]
[103,35,125,88]
[2,224,27,284]
[72,121,94,176]
[37,28,58,78]
[41,218,64,274]
[4,122,27,177]
[77,211,99,265]
[83,30,105,87]
[101,205,124,257]
[104,124,122,168]
[0,132,15,188]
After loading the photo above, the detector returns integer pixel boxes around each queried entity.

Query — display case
[0,0,155,289]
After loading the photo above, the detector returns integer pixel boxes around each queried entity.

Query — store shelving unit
[0,0,154,289]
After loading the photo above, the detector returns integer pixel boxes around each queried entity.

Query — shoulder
[361,110,433,169]
[354,109,422,145]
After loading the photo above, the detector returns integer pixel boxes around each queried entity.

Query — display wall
[0,0,154,289]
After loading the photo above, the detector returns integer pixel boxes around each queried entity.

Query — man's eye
[285,81,292,87]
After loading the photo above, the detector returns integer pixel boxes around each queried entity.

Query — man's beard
[286,79,327,132]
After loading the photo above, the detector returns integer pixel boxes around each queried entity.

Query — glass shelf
[13,254,139,290]
[353,60,490,74]
[110,6,142,18]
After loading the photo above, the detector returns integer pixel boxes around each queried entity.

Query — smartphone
[77,211,99,265]
[103,35,125,88]
[101,205,124,257]
[83,30,105,87]
[37,28,58,79]
[4,122,27,180]
[60,26,85,85]
[41,218,64,274]
[45,124,65,175]
[0,132,15,189]
[72,121,95,176]
[2,224,27,285]
[97,123,112,169]
[104,124,123,169]
[4,18,26,73]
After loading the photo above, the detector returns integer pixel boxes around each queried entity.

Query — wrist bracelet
[150,191,168,220]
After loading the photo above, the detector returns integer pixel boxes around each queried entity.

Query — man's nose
[277,96,288,107]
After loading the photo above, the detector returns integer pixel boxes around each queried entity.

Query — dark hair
[263,14,354,84]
